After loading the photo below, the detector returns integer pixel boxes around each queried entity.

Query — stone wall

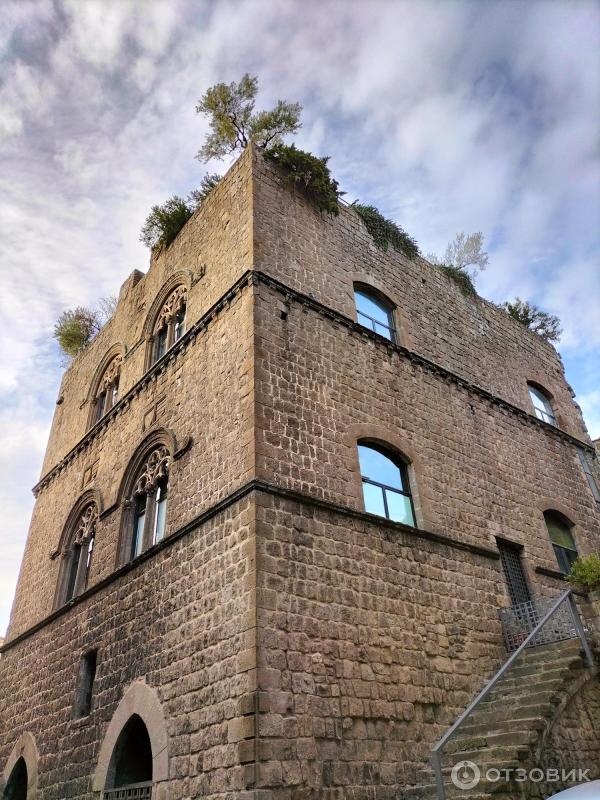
[0,496,257,800]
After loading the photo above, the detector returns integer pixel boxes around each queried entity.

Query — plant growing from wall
[567,554,600,593]
[140,196,194,251]
[351,202,420,259]
[428,232,488,297]
[265,143,342,215]
[53,296,116,359]
[500,297,562,343]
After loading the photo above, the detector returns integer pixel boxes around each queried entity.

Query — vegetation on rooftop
[428,231,488,297]
[54,296,117,360]
[351,202,419,259]
[500,297,562,343]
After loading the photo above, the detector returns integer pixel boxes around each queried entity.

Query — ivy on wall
[265,143,342,215]
[351,203,420,259]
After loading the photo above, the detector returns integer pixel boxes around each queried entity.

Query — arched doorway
[2,758,27,800]
[104,714,153,797]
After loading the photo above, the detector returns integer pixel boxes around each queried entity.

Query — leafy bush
[351,202,419,259]
[54,307,102,357]
[265,143,342,215]
[567,554,600,593]
[188,172,222,207]
[439,264,477,296]
[140,196,194,251]
[500,297,562,343]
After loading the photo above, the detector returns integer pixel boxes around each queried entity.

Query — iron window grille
[103,783,152,800]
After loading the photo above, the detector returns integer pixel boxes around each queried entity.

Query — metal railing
[430,590,593,800]
[500,595,581,651]
[103,783,153,800]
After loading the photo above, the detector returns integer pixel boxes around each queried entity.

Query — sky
[1,0,599,636]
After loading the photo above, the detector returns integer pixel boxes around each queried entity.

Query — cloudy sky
[1,0,599,635]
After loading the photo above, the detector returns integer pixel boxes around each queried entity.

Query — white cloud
[0,0,599,634]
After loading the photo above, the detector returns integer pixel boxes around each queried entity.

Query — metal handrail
[430,589,594,800]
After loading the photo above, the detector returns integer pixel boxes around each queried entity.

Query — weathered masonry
[1,146,599,800]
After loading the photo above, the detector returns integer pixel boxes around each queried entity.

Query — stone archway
[1,732,39,799]
[92,681,169,793]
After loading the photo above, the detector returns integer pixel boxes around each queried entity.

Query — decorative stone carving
[98,355,123,395]
[133,446,170,496]
[72,504,98,547]
[157,286,187,330]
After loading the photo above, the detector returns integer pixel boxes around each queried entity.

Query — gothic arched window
[93,355,122,425]
[105,714,153,792]
[544,511,578,574]
[125,446,170,562]
[353,285,396,343]
[357,442,415,526]
[2,757,28,800]
[528,383,556,426]
[151,286,187,365]
[58,503,98,606]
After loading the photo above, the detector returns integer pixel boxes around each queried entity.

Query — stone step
[513,640,581,664]
[444,728,536,754]
[460,715,546,737]
[443,743,530,765]
[484,672,568,700]
[505,654,582,678]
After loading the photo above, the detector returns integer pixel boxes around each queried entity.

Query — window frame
[357,441,416,527]
[528,383,557,426]
[353,285,397,343]
[57,502,98,607]
[150,288,187,367]
[544,510,578,575]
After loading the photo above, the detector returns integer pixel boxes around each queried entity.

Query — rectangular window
[577,447,600,506]
[73,649,98,718]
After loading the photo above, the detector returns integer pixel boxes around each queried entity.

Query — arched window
[528,383,556,426]
[357,442,415,526]
[105,714,152,796]
[2,758,27,800]
[58,503,98,605]
[544,511,578,574]
[151,286,187,365]
[93,355,122,424]
[125,446,170,561]
[353,285,396,342]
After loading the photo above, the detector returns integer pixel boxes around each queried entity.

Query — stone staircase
[405,639,589,800]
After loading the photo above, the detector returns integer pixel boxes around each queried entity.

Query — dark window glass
[131,495,147,559]
[358,443,415,526]
[74,649,98,718]
[577,446,600,505]
[544,512,578,574]
[354,288,396,342]
[95,392,107,423]
[3,757,28,800]
[153,326,168,363]
[174,303,186,342]
[528,385,556,426]
[65,543,81,602]
[110,380,119,409]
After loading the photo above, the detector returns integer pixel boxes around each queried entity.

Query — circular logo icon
[451,760,481,791]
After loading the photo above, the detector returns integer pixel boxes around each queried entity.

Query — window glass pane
[374,321,394,341]
[528,386,555,423]
[553,544,578,574]
[66,545,81,601]
[545,514,576,549]
[385,489,415,526]
[154,328,168,362]
[174,305,186,342]
[111,381,119,407]
[95,393,106,422]
[354,290,392,327]
[357,310,375,331]
[362,482,386,517]
[132,510,145,558]
[358,445,403,489]
[154,484,168,544]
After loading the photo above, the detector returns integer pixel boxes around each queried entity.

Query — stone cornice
[1,479,500,654]
[33,269,595,497]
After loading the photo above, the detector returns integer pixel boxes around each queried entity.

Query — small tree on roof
[501,298,562,342]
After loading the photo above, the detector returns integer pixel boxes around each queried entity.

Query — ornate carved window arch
[87,345,125,430]
[55,497,99,608]
[148,285,188,367]
[118,437,173,565]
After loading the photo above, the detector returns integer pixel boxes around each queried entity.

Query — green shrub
[351,203,420,259]
[265,143,342,215]
[188,173,222,207]
[53,307,101,357]
[567,554,600,592]
[439,264,477,296]
[140,195,194,251]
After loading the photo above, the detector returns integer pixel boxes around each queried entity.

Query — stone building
[1,146,599,800]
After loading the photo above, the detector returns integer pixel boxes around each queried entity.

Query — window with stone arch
[56,502,98,607]
[544,510,578,574]
[357,440,416,527]
[527,382,556,426]
[353,283,397,343]
[92,354,122,425]
[150,285,187,366]
[121,445,170,563]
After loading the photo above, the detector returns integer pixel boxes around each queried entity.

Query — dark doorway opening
[107,714,153,789]
[3,757,28,800]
